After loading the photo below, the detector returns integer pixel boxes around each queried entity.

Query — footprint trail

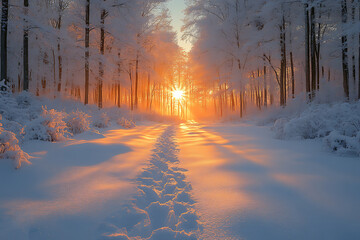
[99,125,202,240]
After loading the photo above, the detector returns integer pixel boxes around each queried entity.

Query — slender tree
[305,2,311,99]
[23,0,29,91]
[98,3,107,109]
[310,2,316,96]
[342,0,349,99]
[84,0,90,105]
[358,0,360,99]
[351,0,356,97]
[1,0,9,88]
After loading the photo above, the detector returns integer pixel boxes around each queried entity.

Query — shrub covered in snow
[0,117,30,169]
[92,112,110,128]
[117,117,136,129]
[272,101,360,155]
[66,110,91,134]
[25,106,69,142]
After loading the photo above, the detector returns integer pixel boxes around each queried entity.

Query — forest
[1,0,360,120]
[1,1,360,240]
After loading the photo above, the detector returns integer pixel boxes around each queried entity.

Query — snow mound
[117,117,136,129]
[25,106,70,142]
[272,101,360,156]
[100,126,202,239]
[66,110,91,134]
[93,112,111,128]
[0,116,30,169]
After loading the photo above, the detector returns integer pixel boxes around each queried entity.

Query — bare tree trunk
[342,0,350,99]
[147,73,150,110]
[52,49,56,96]
[117,51,121,108]
[98,7,106,109]
[264,65,268,106]
[134,53,139,109]
[84,0,90,105]
[1,0,9,88]
[315,3,322,91]
[305,2,311,99]
[57,7,62,93]
[351,0,356,97]
[129,64,133,111]
[23,0,29,91]
[290,51,295,98]
[279,15,286,106]
[310,4,316,96]
[358,0,360,99]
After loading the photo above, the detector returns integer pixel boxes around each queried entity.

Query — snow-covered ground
[178,122,360,239]
[1,120,360,239]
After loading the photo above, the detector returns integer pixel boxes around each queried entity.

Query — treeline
[0,0,184,114]
[184,0,360,118]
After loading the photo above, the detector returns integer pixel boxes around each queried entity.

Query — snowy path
[1,122,360,240]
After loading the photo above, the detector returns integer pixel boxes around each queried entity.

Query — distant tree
[342,0,349,99]
[1,0,9,88]
[84,0,90,105]
[23,0,29,91]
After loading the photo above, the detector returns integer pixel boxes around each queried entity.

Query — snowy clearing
[1,121,360,240]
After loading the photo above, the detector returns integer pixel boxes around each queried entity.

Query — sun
[172,89,185,100]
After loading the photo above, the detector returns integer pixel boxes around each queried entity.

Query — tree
[98,2,107,109]
[342,0,349,99]
[84,0,90,105]
[23,0,29,91]
[1,0,9,88]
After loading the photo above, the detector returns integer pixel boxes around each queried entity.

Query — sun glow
[172,89,185,100]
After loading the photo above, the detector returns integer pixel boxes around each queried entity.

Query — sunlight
[172,89,185,101]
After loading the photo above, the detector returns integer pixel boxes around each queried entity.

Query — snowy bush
[117,117,136,129]
[92,112,110,128]
[66,110,91,134]
[25,106,69,142]
[272,101,360,155]
[0,118,30,169]
[16,91,35,108]
[325,131,360,156]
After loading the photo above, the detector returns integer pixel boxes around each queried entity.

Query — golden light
[172,89,185,100]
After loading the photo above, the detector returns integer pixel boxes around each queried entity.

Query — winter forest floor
[1,121,360,240]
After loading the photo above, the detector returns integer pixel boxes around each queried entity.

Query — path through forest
[1,122,360,240]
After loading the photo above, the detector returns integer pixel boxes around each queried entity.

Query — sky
[166,0,192,52]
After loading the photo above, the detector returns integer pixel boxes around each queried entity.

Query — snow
[0,92,143,168]
[1,93,360,239]
[0,119,30,169]
[177,122,360,239]
[100,126,201,239]
[262,101,360,156]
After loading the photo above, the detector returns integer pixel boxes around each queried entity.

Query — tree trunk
[351,0,356,97]
[1,0,9,88]
[129,64,133,111]
[84,0,90,105]
[134,53,139,109]
[23,0,29,91]
[279,15,286,106]
[117,51,121,107]
[305,3,311,99]
[290,51,295,98]
[98,7,106,109]
[358,0,360,99]
[342,0,350,99]
[57,7,62,93]
[264,65,267,106]
[310,4,316,96]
